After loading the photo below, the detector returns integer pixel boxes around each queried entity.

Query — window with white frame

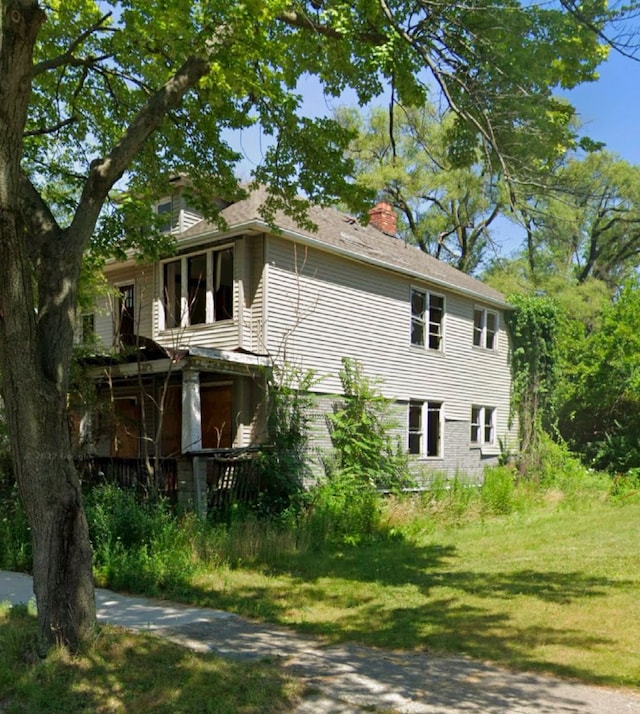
[411,288,444,349]
[408,400,442,457]
[473,307,498,349]
[161,246,233,329]
[471,405,496,445]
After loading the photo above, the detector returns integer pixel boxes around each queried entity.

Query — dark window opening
[408,401,423,454]
[118,284,135,339]
[428,294,444,349]
[188,254,207,325]
[426,402,442,457]
[163,260,182,328]
[214,248,234,320]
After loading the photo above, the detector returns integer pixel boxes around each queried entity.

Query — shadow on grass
[0,609,300,714]
[166,537,636,687]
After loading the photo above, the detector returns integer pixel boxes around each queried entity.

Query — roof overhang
[103,215,510,310]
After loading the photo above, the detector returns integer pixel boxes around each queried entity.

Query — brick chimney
[368,202,397,236]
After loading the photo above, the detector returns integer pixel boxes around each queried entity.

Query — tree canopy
[0,0,620,652]
[339,103,505,272]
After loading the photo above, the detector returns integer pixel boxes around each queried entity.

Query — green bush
[609,469,640,501]
[84,484,197,593]
[0,485,31,572]
[480,466,518,515]
[306,472,383,547]
[256,366,316,515]
[326,357,412,490]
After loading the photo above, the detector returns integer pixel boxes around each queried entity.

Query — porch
[76,446,266,515]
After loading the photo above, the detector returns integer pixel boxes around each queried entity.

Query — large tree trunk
[6,382,96,653]
[0,2,96,654]
[0,206,96,653]
[0,1,210,653]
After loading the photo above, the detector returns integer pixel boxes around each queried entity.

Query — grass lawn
[0,604,302,713]
[180,497,640,690]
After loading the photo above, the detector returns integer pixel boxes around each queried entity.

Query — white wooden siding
[263,235,512,444]
[178,195,203,232]
[94,264,155,346]
[242,234,266,354]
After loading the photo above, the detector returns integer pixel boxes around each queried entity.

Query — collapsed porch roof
[82,336,271,379]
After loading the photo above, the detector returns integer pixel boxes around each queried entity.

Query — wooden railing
[203,447,264,511]
[76,456,178,504]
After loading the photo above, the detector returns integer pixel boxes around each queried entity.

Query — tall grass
[1,457,614,593]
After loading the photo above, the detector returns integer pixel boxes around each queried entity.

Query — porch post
[79,408,96,455]
[181,369,202,453]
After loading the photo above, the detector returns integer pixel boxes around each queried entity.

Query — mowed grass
[181,496,640,689]
[0,604,302,714]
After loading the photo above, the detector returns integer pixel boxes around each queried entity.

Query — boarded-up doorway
[201,384,232,448]
[160,385,182,457]
[111,397,140,457]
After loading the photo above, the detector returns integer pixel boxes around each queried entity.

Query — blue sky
[233,47,639,175]
[566,49,640,166]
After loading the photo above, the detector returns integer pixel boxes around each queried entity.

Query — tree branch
[24,115,76,137]
[18,172,61,262]
[68,55,210,247]
[31,12,113,76]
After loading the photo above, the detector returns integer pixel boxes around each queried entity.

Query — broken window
[411,288,444,350]
[161,246,234,329]
[408,400,442,457]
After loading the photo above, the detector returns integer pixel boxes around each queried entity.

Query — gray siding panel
[264,235,514,480]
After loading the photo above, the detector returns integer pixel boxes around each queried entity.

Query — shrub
[0,485,31,572]
[256,366,316,515]
[480,466,518,515]
[84,484,197,593]
[609,469,640,501]
[305,472,383,547]
[326,357,412,490]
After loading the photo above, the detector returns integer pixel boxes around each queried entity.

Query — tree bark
[0,2,214,652]
[0,2,96,653]
[0,204,96,653]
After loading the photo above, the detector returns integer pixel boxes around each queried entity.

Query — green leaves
[505,293,562,466]
[326,358,411,490]
[340,103,502,272]
[558,281,640,472]
[22,0,615,249]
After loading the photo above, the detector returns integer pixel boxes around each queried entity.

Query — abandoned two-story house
[76,182,515,504]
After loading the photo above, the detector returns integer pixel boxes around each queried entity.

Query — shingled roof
[180,187,508,308]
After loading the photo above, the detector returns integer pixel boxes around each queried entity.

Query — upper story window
[117,284,135,340]
[473,307,497,350]
[471,405,496,446]
[156,199,173,233]
[161,246,233,329]
[408,400,442,457]
[411,288,444,350]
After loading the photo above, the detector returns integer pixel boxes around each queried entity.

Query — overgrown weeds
[85,485,202,593]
